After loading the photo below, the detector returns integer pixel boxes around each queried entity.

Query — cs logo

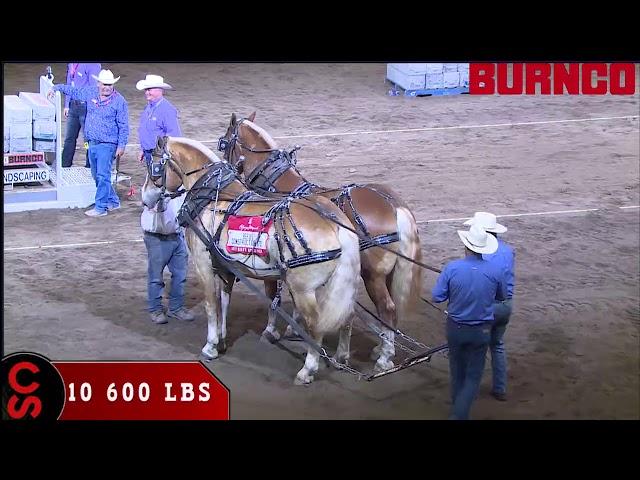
[1,352,65,420]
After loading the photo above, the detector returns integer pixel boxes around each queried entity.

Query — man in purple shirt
[61,63,101,168]
[51,69,129,217]
[464,212,515,402]
[136,74,193,324]
[136,74,181,161]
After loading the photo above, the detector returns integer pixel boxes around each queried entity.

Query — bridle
[217,119,302,187]
[217,118,293,172]
[144,142,217,207]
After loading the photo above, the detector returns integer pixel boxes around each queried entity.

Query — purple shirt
[138,97,181,151]
[64,63,102,108]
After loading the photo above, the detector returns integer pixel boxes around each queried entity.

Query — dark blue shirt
[432,255,507,323]
[482,238,515,298]
[54,85,129,149]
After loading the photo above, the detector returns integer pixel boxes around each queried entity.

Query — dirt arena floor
[3,63,639,419]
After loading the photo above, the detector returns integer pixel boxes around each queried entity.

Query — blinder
[146,150,169,179]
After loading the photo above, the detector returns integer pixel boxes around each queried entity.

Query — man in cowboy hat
[432,223,507,420]
[136,74,181,162]
[136,74,193,324]
[51,68,129,217]
[464,212,515,402]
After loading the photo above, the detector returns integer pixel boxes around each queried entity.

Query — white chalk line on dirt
[4,205,639,252]
[120,115,639,148]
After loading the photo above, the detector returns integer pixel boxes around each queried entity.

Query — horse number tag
[226,216,273,256]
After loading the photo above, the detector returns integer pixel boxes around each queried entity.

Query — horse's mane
[244,120,278,149]
[169,136,221,163]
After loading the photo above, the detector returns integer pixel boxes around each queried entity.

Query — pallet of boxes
[3,92,56,190]
[386,63,470,96]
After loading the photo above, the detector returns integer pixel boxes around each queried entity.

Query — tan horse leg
[261,280,281,343]
[334,320,353,365]
[363,272,397,371]
[187,231,222,360]
[218,279,233,353]
[291,291,323,385]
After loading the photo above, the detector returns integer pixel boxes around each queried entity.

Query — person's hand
[63,108,69,118]
[116,147,125,159]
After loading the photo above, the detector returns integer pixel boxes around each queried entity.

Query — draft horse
[219,113,423,371]
[141,136,361,384]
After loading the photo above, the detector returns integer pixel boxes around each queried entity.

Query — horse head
[218,112,303,192]
[141,135,224,208]
[220,111,289,172]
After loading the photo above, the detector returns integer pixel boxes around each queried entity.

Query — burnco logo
[1,352,65,420]
[469,63,637,95]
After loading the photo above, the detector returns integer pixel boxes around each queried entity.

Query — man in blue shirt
[61,63,101,168]
[464,212,514,402]
[432,223,507,420]
[51,69,129,217]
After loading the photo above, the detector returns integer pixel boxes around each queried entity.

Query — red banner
[54,361,229,420]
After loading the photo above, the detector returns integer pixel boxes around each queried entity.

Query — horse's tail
[315,226,361,334]
[390,206,423,323]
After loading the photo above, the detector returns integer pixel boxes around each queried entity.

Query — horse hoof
[294,372,314,385]
[201,344,219,360]
[374,359,394,372]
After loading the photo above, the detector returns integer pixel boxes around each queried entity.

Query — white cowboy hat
[457,224,499,254]
[463,211,507,234]
[136,74,173,90]
[91,69,121,85]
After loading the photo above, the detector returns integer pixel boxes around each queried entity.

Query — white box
[10,137,32,152]
[389,63,429,74]
[33,119,57,140]
[387,65,425,90]
[9,122,32,139]
[443,63,459,72]
[4,95,32,123]
[33,139,56,152]
[457,63,470,72]
[19,92,56,121]
[425,73,444,89]
[426,63,444,74]
[459,69,470,87]
[444,71,461,88]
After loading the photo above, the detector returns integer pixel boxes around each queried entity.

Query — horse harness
[218,123,400,252]
[175,162,342,283]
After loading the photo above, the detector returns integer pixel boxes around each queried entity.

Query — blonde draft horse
[141,136,361,385]
[219,113,423,371]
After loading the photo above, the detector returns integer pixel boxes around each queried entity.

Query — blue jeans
[143,232,189,313]
[446,318,491,420]
[62,101,89,167]
[490,298,513,395]
[88,142,119,213]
